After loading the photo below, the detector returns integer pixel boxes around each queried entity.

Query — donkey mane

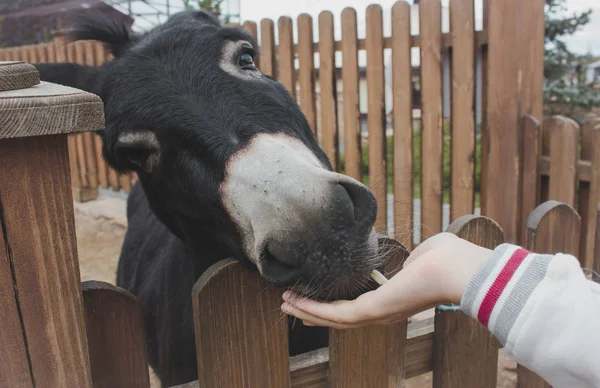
[66,14,138,57]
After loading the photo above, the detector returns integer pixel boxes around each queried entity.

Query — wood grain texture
[329,237,409,388]
[365,4,387,234]
[520,115,541,245]
[0,81,103,139]
[483,0,521,242]
[0,135,93,387]
[192,259,290,388]
[391,1,413,250]
[341,7,362,181]
[594,205,600,275]
[278,17,296,100]
[82,281,150,388]
[318,11,339,171]
[0,61,40,92]
[479,0,489,213]
[520,200,580,387]
[449,0,475,221]
[297,14,317,136]
[0,215,33,388]
[259,19,276,78]
[578,118,600,269]
[548,116,579,206]
[435,215,503,388]
[419,0,443,240]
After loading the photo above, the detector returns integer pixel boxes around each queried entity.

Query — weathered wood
[365,4,387,234]
[278,17,296,100]
[290,348,328,388]
[594,205,600,276]
[449,0,475,221]
[0,61,39,91]
[192,260,290,388]
[434,215,503,388]
[329,237,409,387]
[0,135,93,387]
[520,200,580,386]
[479,0,489,213]
[548,116,579,206]
[259,19,276,78]
[578,118,600,269]
[483,0,522,242]
[340,7,362,181]
[0,217,33,388]
[297,14,317,136]
[318,11,339,171]
[520,115,541,245]
[391,1,413,250]
[82,281,150,388]
[419,0,443,240]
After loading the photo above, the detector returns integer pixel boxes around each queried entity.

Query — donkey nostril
[263,244,302,270]
[331,183,356,222]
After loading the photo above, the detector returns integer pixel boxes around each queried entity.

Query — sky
[123,0,600,56]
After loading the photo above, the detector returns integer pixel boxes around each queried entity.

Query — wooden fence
[0,1,552,248]
[76,200,594,388]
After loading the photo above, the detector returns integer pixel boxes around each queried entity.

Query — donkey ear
[114,131,161,173]
[68,14,137,58]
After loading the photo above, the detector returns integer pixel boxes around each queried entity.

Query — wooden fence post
[82,281,150,388]
[419,0,443,240]
[518,200,580,387]
[192,260,290,388]
[329,237,409,388]
[340,7,361,182]
[391,1,413,250]
[297,14,317,137]
[0,61,104,387]
[578,118,600,269]
[519,115,541,245]
[259,19,276,78]
[594,205,600,276]
[432,215,503,388]
[278,16,296,100]
[548,117,579,206]
[318,11,339,172]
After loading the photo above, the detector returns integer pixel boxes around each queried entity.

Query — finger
[281,302,365,329]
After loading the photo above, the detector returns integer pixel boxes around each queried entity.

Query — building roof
[0,0,133,24]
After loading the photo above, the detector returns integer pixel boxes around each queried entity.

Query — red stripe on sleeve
[477,248,529,327]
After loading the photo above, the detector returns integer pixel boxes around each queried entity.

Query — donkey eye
[238,53,256,70]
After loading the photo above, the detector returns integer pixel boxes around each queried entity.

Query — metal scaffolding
[103,0,241,31]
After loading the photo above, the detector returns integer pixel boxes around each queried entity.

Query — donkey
[35,10,383,387]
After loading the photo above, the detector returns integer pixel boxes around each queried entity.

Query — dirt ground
[74,196,517,388]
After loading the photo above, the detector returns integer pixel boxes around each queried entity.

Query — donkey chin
[221,132,382,301]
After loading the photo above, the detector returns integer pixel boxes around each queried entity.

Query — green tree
[544,0,600,119]
[182,0,230,23]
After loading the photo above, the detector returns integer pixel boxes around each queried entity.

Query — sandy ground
[74,196,516,388]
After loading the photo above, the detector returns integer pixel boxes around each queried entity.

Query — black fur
[35,11,377,387]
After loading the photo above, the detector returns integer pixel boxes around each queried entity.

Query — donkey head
[36,11,382,299]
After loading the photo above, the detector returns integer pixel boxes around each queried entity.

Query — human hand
[280,232,492,329]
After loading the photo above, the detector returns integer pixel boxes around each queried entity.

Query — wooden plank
[278,16,296,99]
[0,62,39,92]
[108,168,121,191]
[594,205,600,276]
[365,4,387,233]
[28,46,38,63]
[192,260,290,387]
[341,7,362,181]
[520,200,580,386]
[119,173,133,193]
[329,238,408,387]
[318,11,339,171]
[297,14,317,136]
[290,348,328,388]
[449,0,475,220]
[94,135,108,189]
[35,45,47,63]
[419,0,443,239]
[47,42,56,62]
[391,1,413,249]
[76,134,90,187]
[520,115,541,245]
[482,0,521,242]
[434,215,503,388]
[242,21,259,69]
[578,119,600,269]
[259,19,276,78]
[82,281,150,388]
[548,116,579,206]
[0,216,33,388]
[0,135,93,387]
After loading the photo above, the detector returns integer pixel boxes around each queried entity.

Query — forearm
[460,244,600,387]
